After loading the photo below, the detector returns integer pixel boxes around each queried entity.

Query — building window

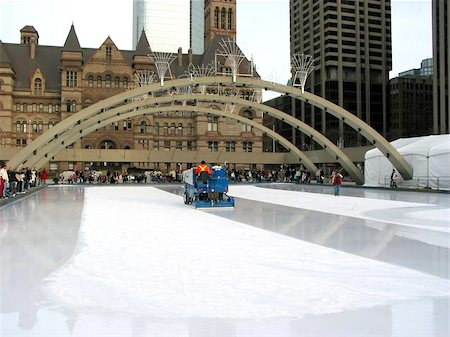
[97,76,102,88]
[140,121,147,133]
[243,141,253,152]
[228,8,233,30]
[88,75,93,87]
[221,8,226,29]
[32,121,38,133]
[170,123,176,135]
[38,121,43,132]
[16,121,25,133]
[214,7,220,29]
[177,123,183,135]
[153,141,159,150]
[115,77,120,88]
[49,162,58,171]
[123,77,128,88]
[207,116,218,131]
[66,71,77,87]
[105,75,111,88]
[16,104,20,112]
[154,122,159,135]
[226,141,235,152]
[39,103,44,112]
[164,141,171,151]
[34,78,42,95]
[66,100,77,112]
[208,141,219,152]
[163,123,168,136]
[48,104,52,113]
[241,110,253,132]
[176,141,182,150]
[106,46,112,60]
[100,140,117,149]
[187,123,193,135]
[32,103,36,112]
[187,141,193,150]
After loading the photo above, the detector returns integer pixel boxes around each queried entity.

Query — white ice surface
[230,185,450,233]
[44,186,450,320]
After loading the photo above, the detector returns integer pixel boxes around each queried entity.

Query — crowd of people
[0,161,349,200]
[0,163,48,199]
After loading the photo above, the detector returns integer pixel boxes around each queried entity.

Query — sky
[0,0,433,99]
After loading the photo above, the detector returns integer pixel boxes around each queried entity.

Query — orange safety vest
[196,164,212,175]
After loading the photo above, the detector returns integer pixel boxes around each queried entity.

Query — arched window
[34,78,42,95]
[177,123,183,135]
[140,121,147,134]
[100,140,117,149]
[88,75,93,87]
[16,120,22,132]
[66,99,71,112]
[170,123,176,135]
[49,120,57,129]
[241,110,253,132]
[221,8,226,29]
[38,121,43,132]
[71,100,77,113]
[32,121,38,133]
[187,123,193,135]
[123,77,128,88]
[154,122,159,135]
[214,7,220,29]
[115,77,120,88]
[163,123,168,136]
[97,76,102,87]
[105,75,111,88]
[228,8,233,30]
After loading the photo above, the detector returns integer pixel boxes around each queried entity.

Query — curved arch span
[7,76,409,180]
[22,94,364,184]
[31,105,320,175]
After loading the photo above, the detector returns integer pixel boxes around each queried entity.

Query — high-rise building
[132,0,236,55]
[389,59,434,140]
[132,0,190,52]
[432,0,449,134]
[190,0,205,54]
[290,0,392,147]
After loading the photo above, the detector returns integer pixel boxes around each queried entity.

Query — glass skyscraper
[132,0,204,54]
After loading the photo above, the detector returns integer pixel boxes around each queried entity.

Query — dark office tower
[432,0,449,134]
[290,0,392,147]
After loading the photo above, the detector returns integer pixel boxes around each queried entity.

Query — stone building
[0,0,262,174]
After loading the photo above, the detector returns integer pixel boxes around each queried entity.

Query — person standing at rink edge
[331,170,343,196]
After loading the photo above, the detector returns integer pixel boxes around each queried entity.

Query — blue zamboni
[182,165,235,209]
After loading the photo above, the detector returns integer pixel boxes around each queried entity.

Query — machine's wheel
[183,192,190,204]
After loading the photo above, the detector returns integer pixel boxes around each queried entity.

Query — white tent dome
[364,135,450,190]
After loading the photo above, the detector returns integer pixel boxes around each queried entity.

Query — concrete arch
[23,93,363,184]
[7,76,410,181]
[31,105,320,175]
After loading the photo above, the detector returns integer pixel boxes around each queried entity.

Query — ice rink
[1,184,449,337]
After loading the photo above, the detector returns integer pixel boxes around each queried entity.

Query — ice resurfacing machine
[182,166,235,208]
